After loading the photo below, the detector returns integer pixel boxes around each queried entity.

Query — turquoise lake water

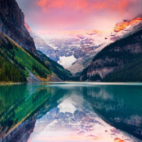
[0,83,142,142]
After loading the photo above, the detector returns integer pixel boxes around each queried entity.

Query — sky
[16,0,142,35]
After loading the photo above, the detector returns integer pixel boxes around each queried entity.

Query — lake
[0,82,142,142]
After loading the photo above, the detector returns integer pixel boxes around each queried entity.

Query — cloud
[37,0,139,12]
[16,0,142,33]
[37,0,66,11]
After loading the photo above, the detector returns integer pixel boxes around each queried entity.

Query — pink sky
[16,0,142,34]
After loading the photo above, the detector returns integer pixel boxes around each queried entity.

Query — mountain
[29,30,112,74]
[0,0,56,83]
[80,20,142,82]
[24,24,73,81]
[0,33,62,82]
[0,0,37,56]
[36,31,111,74]
[0,0,73,83]
[25,22,112,74]
[30,17,142,74]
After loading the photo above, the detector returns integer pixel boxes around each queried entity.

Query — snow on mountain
[58,55,77,69]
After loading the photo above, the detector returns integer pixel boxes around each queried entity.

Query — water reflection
[0,83,142,142]
[0,83,63,141]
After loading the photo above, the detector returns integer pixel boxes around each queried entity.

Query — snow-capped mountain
[26,17,142,74]
[31,30,112,73]
[43,31,111,73]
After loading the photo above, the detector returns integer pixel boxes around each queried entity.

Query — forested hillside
[104,54,142,82]
[0,56,26,82]
[0,33,53,82]
[80,24,142,82]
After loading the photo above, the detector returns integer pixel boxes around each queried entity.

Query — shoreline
[1,81,142,86]
[0,82,22,86]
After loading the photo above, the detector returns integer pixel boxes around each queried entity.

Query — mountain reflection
[84,85,142,140]
[0,83,142,142]
[0,83,63,142]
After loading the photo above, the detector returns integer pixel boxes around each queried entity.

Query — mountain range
[28,17,142,75]
[0,0,142,83]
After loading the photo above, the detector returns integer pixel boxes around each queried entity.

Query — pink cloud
[16,0,142,34]
[37,0,137,12]
[37,0,67,10]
